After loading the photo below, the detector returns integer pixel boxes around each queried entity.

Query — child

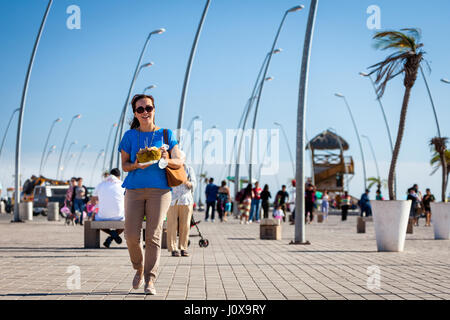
[273,205,285,220]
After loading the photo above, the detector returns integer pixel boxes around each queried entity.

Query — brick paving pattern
[0,211,449,300]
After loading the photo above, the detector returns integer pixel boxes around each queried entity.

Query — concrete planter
[430,202,450,240]
[371,200,411,252]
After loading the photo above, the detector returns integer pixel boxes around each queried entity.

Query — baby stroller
[189,216,209,248]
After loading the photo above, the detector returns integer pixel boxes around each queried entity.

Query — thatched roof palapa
[306,130,349,150]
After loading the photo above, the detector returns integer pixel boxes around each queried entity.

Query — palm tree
[429,137,449,201]
[368,28,425,200]
[367,177,387,191]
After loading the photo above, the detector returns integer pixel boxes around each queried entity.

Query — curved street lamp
[110,29,165,170]
[90,149,105,187]
[39,117,61,176]
[335,93,367,190]
[235,76,273,192]
[0,108,20,163]
[74,144,90,177]
[56,114,81,180]
[361,134,381,190]
[42,145,56,176]
[13,0,53,222]
[441,78,450,84]
[294,0,318,244]
[62,141,77,179]
[177,0,212,142]
[274,122,295,178]
[103,123,117,171]
[182,115,201,156]
[143,85,156,94]
[248,4,305,184]
[229,48,282,193]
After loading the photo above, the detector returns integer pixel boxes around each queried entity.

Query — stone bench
[356,216,373,233]
[260,219,281,240]
[84,220,167,249]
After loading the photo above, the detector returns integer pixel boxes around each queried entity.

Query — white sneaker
[256,220,260,223]
[205,218,209,222]
[211,219,215,223]
[248,220,252,224]
[240,220,244,224]
[245,221,249,225]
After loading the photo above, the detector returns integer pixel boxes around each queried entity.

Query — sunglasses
[135,105,155,114]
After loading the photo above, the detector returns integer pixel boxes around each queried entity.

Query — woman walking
[240,184,254,224]
[217,180,231,222]
[341,191,351,221]
[321,189,329,220]
[167,156,196,257]
[119,94,183,295]
[422,188,435,227]
[260,184,272,219]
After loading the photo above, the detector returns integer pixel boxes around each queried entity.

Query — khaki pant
[124,188,171,282]
[167,203,193,252]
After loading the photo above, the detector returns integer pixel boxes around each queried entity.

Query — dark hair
[221,180,226,187]
[244,184,253,198]
[263,184,269,192]
[77,177,83,181]
[110,168,121,177]
[209,178,214,183]
[282,185,286,189]
[129,94,156,129]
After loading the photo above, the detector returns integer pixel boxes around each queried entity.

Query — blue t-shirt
[205,183,219,202]
[118,128,178,190]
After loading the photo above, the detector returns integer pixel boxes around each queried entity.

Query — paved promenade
[0,211,449,300]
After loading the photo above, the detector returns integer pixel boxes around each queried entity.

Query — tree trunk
[388,86,412,200]
[441,153,448,202]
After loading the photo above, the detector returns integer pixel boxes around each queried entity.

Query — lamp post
[359,71,396,195]
[42,145,56,176]
[362,134,381,189]
[248,5,304,183]
[230,48,282,193]
[248,5,304,185]
[143,85,156,94]
[38,117,61,176]
[177,0,212,142]
[274,122,295,177]
[198,138,213,208]
[90,149,105,187]
[56,114,81,180]
[74,144,90,177]
[441,78,450,84]
[110,28,165,171]
[0,108,20,163]
[115,60,155,169]
[62,141,77,171]
[103,123,117,171]
[14,0,53,222]
[183,115,200,157]
[235,76,273,197]
[420,67,442,138]
[335,93,367,190]
[63,153,76,179]
[294,0,318,244]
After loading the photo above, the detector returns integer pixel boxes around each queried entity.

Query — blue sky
[0,0,449,199]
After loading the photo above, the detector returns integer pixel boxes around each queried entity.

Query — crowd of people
[201,178,438,227]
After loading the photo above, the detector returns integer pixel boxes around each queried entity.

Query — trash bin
[19,202,33,221]
[47,202,59,221]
